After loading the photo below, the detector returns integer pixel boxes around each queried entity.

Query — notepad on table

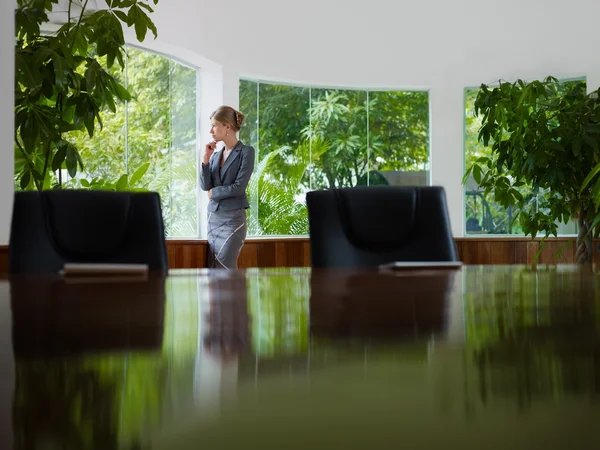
[378,261,463,271]
[61,263,149,277]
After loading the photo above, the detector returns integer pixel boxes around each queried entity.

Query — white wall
[3,0,600,242]
[132,0,600,237]
[1,2,15,245]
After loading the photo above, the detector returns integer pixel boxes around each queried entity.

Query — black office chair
[306,185,457,268]
[9,190,169,274]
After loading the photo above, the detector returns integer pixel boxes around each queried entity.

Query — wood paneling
[2,237,599,274]
[0,245,7,275]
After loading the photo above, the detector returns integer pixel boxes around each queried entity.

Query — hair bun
[235,111,245,129]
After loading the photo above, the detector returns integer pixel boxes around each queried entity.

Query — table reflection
[309,269,458,339]
[1,266,600,449]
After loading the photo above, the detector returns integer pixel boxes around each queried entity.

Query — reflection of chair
[306,186,457,268]
[10,274,166,357]
[9,190,169,274]
[309,269,457,339]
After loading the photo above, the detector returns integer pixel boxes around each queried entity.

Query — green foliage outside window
[65,47,198,237]
[239,80,430,236]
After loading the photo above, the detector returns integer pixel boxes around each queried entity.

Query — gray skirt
[207,208,247,269]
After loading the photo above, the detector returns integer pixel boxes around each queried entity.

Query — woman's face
[209,119,229,142]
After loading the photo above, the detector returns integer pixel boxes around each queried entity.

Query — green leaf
[52,144,67,172]
[584,134,599,153]
[137,2,154,13]
[585,125,600,134]
[85,66,96,92]
[66,145,79,178]
[107,49,116,69]
[20,116,39,155]
[572,137,582,156]
[16,51,42,89]
[116,174,128,191]
[580,162,600,193]
[20,171,31,190]
[472,164,482,184]
[517,86,529,106]
[75,147,84,171]
[113,9,129,24]
[129,162,150,186]
[80,178,91,187]
[112,81,132,101]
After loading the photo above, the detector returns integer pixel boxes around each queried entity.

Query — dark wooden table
[1,265,600,449]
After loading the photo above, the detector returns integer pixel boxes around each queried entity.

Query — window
[239,80,430,236]
[60,46,198,237]
[463,79,584,235]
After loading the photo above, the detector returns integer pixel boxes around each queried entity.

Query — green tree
[464,77,597,262]
[464,81,585,235]
[239,80,429,235]
[14,0,159,191]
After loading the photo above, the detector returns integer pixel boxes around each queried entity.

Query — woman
[200,106,255,269]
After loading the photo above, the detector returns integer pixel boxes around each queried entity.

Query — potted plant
[463,76,600,263]
[14,0,159,191]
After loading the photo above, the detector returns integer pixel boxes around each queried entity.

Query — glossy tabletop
[1,265,600,449]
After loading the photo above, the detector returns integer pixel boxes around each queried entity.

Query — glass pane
[368,90,429,187]
[239,79,259,235]
[125,47,172,231]
[65,59,127,186]
[252,83,310,235]
[168,60,198,237]
[308,88,368,190]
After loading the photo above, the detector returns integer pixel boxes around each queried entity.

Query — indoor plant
[463,76,600,263]
[14,0,159,191]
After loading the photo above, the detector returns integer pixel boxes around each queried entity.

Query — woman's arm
[210,146,255,201]
[199,158,214,191]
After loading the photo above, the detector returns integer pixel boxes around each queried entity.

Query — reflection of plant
[247,271,310,356]
[14,277,201,450]
[464,266,600,409]
[14,360,121,450]
[463,77,599,262]
[14,0,159,191]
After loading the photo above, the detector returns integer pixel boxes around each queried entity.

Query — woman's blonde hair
[210,106,245,132]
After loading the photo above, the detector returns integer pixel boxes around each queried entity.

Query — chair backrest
[9,190,169,274]
[306,185,457,268]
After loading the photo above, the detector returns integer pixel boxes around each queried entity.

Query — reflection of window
[239,79,430,236]
[463,80,584,235]
[66,46,199,237]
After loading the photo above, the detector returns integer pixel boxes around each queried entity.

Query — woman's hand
[203,141,217,165]
[208,189,212,199]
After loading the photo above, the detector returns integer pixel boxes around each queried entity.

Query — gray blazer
[200,140,256,212]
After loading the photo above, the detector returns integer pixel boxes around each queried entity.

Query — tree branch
[14,132,41,191]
